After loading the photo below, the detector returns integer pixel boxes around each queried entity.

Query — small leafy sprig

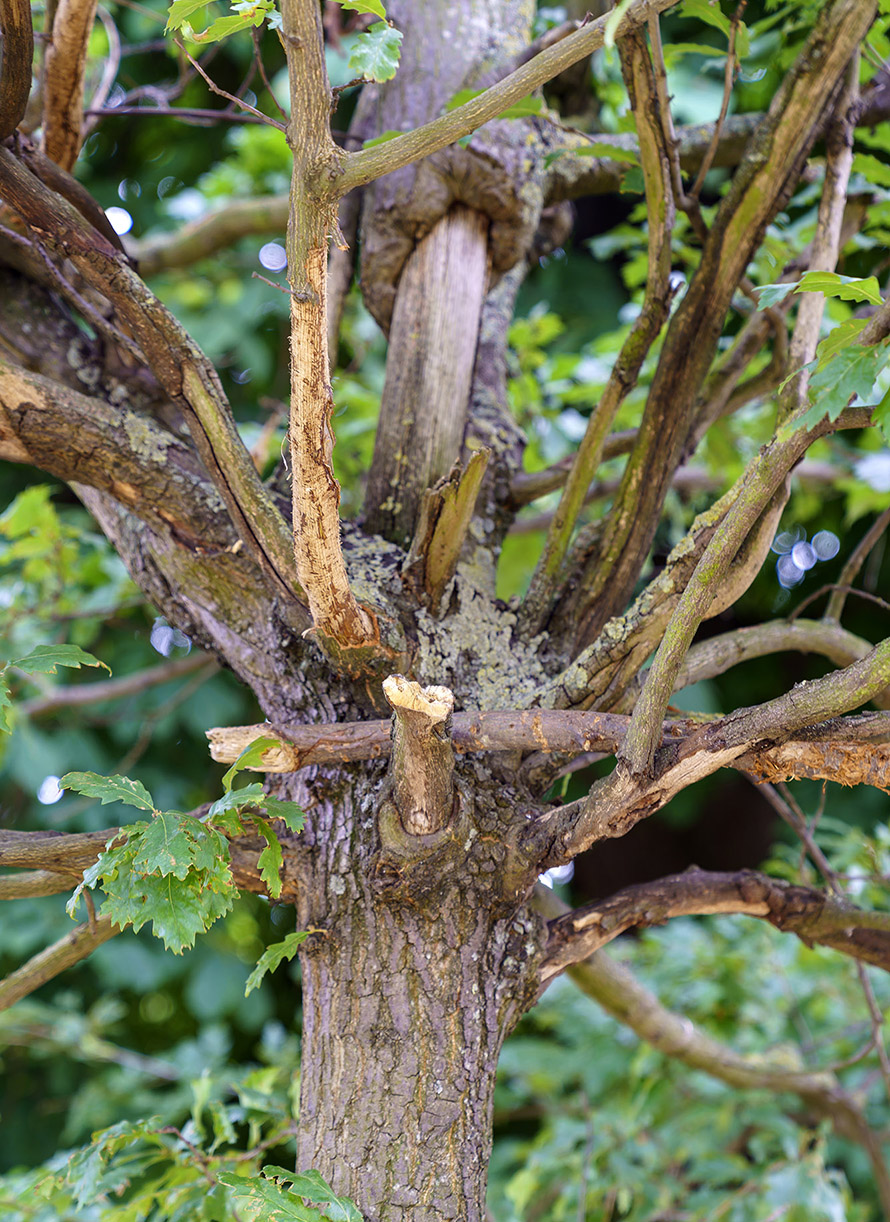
[165,0,403,83]
[0,644,109,733]
[63,736,304,954]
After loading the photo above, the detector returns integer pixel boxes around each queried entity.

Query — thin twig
[251,25,288,122]
[176,40,286,131]
[690,2,745,198]
[791,582,890,623]
[825,506,890,621]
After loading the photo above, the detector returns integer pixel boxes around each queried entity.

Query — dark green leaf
[251,814,284,897]
[244,930,309,995]
[222,737,281,792]
[261,797,305,832]
[12,644,110,676]
[261,1168,362,1222]
[60,771,156,813]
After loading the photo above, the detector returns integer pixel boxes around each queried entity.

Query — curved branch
[0,0,34,140]
[41,0,98,169]
[616,618,890,714]
[130,195,290,276]
[0,869,79,899]
[334,0,682,197]
[18,653,217,718]
[0,913,118,1012]
[540,868,890,988]
[0,143,305,617]
[532,885,890,1212]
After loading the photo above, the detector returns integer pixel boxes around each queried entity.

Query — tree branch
[556,633,890,857]
[0,360,238,555]
[0,0,34,140]
[532,885,890,1214]
[205,708,890,798]
[17,653,217,718]
[569,0,877,645]
[520,28,675,635]
[615,618,890,715]
[0,913,118,1012]
[540,869,890,987]
[281,0,381,657]
[41,0,99,170]
[620,408,874,777]
[333,0,682,197]
[0,142,305,619]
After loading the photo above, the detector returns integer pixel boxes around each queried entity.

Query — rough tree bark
[1,0,889,1218]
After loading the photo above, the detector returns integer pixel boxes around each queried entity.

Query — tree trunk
[287,767,542,1222]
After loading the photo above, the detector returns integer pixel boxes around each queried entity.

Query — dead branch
[383,675,455,836]
[540,868,890,987]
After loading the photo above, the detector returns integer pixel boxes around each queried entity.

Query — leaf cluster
[63,739,304,953]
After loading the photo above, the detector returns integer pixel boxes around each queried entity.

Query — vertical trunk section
[290,770,541,1222]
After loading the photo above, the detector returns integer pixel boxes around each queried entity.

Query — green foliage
[245,931,310,996]
[488,916,888,1221]
[756,272,883,309]
[61,747,303,949]
[346,20,402,82]
[166,0,280,44]
[219,1166,361,1220]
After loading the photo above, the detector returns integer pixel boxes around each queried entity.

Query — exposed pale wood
[383,675,455,836]
[364,206,490,545]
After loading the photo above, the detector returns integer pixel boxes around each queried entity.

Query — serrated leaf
[209,782,267,817]
[806,343,889,425]
[65,854,107,920]
[261,1168,362,1222]
[755,281,796,309]
[261,797,305,832]
[132,811,203,879]
[218,1173,320,1221]
[165,0,210,31]
[796,271,883,306]
[105,869,234,953]
[348,21,402,82]
[251,814,283,897]
[222,737,281,792]
[0,674,11,734]
[12,644,110,676]
[815,317,868,362]
[680,0,750,55]
[334,0,385,16]
[61,771,156,813]
[219,1168,361,1222]
[244,930,309,995]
